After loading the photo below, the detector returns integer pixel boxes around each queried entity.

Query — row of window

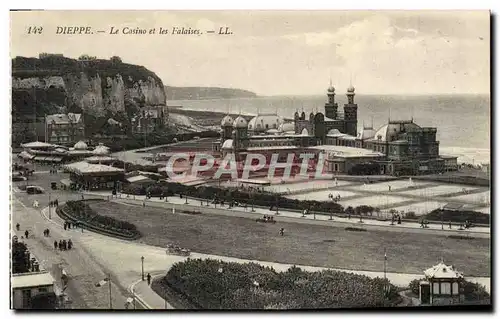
[249,123,278,130]
[433,282,459,295]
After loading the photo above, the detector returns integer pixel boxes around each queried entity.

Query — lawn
[89,202,491,276]
[264,180,353,194]
[338,195,410,208]
[398,184,481,197]
[383,201,445,216]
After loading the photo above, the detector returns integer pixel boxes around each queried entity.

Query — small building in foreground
[11,271,56,309]
[419,261,464,306]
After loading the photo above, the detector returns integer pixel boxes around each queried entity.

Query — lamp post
[48,192,52,219]
[141,256,145,281]
[275,194,279,215]
[95,275,113,309]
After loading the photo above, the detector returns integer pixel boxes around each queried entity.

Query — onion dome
[93,143,110,155]
[327,85,335,94]
[73,140,88,150]
[221,115,234,127]
[233,115,248,128]
[347,85,355,93]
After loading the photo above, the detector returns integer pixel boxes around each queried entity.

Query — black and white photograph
[8,9,491,310]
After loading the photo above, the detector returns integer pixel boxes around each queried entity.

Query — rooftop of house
[11,271,55,289]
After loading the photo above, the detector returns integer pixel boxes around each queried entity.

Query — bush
[158,259,400,309]
[409,279,420,295]
[426,209,489,225]
[462,281,490,302]
[61,200,140,238]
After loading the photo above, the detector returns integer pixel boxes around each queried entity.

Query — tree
[110,56,122,64]
[12,242,30,274]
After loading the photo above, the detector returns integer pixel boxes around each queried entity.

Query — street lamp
[95,275,112,309]
[141,256,145,281]
[48,192,52,219]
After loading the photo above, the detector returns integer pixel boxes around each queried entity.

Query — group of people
[49,166,59,174]
[49,199,59,207]
[43,228,50,237]
[63,221,76,230]
[391,213,402,225]
[262,215,274,222]
[54,239,73,251]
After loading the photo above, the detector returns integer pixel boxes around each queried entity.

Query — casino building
[213,83,458,176]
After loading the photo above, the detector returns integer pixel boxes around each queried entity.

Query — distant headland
[165,86,257,100]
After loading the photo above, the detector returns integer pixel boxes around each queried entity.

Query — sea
[168,94,491,165]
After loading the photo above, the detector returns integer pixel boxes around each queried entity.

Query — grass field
[286,190,357,201]
[265,180,353,193]
[338,195,410,208]
[89,202,490,276]
[383,201,445,216]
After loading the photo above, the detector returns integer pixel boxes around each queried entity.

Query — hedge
[158,258,401,309]
[60,200,141,239]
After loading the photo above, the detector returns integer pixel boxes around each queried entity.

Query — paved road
[12,191,142,310]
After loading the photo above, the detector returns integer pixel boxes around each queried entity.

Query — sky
[10,10,490,96]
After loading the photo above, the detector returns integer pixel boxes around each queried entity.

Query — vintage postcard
[10,10,491,310]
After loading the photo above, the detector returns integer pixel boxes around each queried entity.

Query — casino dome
[221,115,234,127]
[356,127,376,140]
[374,122,420,142]
[233,115,248,128]
[93,143,111,155]
[278,122,295,133]
[248,113,283,133]
[74,140,88,150]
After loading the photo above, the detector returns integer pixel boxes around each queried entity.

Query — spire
[371,116,374,129]
[349,70,353,87]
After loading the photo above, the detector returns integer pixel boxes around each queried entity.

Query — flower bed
[156,258,401,309]
[57,200,141,240]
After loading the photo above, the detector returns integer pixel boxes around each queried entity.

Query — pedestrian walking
[64,222,67,231]
[16,223,20,231]
[449,220,452,229]
[68,239,73,250]
[55,199,59,207]
[54,240,58,250]
[24,230,29,239]
[68,222,71,229]
[46,229,50,237]
[147,273,151,285]
[62,240,67,250]
[58,240,63,251]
